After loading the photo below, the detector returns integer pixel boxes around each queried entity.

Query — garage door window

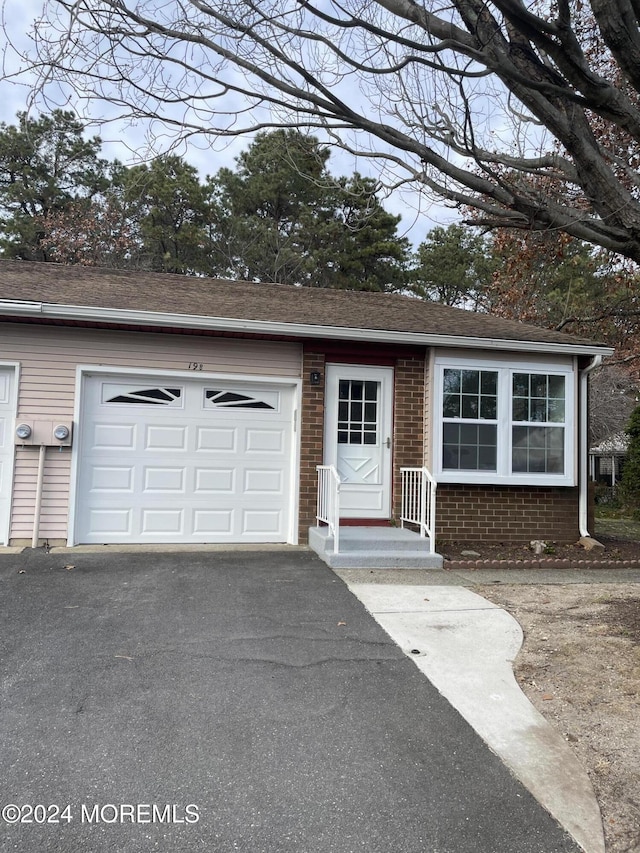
[103,385,183,406]
[204,388,278,410]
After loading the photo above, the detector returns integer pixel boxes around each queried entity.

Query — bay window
[435,357,574,486]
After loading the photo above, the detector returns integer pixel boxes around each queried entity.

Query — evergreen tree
[621,405,640,518]
[0,110,109,259]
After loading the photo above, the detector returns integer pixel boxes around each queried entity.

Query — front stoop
[308,525,444,569]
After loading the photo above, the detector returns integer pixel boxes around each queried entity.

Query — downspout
[579,355,603,538]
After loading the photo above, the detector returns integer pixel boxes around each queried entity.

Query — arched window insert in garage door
[204,389,278,410]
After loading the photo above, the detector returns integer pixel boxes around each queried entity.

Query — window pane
[339,381,349,399]
[512,448,528,472]
[481,372,497,395]
[442,422,496,471]
[513,373,529,397]
[529,449,546,472]
[478,424,496,444]
[363,433,376,445]
[351,382,363,400]
[531,375,548,397]
[511,425,565,473]
[480,396,497,419]
[351,402,362,421]
[462,395,479,418]
[443,394,460,418]
[364,381,378,401]
[528,426,546,448]
[548,375,565,398]
[364,403,377,422]
[443,445,460,469]
[460,423,477,444]
[338,401,348,421]
[547,398,565,423]
[512,397,528,421]
[462,370,480,393]
[443,369,461,394]
[530,399,547,422]
[478,444,497,470]
[443,423,460,443]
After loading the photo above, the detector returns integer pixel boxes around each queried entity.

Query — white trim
[0,300,613,357]
[433,355,576,487]
[0,362,19,545]
[579,355,603,538]
[68,365,301,546]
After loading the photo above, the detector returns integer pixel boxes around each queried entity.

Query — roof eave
[0,300,614,357]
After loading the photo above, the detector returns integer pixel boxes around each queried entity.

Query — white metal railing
[400,467,437,553]
[316,465,341,553]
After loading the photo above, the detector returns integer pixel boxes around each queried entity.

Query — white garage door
[76,375,296,544]
[0,368,15,545]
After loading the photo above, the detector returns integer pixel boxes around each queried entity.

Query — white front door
[324,364,393,518]
[0,368,15,544]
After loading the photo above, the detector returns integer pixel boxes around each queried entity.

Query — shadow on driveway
[0,548,580,853]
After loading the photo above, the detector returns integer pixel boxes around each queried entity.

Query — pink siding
[0,323,302,544]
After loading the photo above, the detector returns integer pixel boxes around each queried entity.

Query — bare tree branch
[5,0,640,260]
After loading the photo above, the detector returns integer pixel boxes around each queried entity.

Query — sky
[0,0,458,247]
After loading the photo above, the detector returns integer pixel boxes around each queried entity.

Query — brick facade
[391,356,427,519]
[298,343,427,543]
[298,343,583,546]
[436,484,581,544]
[299,350,327,541]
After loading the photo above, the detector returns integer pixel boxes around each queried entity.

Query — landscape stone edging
[444,557,640,570]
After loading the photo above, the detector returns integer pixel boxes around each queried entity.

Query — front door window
[338,380,379,445]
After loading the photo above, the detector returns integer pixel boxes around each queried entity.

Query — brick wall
[298,345,428,542]
[299,350,327,541]
[392,356,427,519]
[436,484,580,544]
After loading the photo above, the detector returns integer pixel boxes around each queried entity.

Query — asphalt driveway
[0,548,580,853]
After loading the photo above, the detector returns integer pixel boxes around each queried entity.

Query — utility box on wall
[14,420,73,446]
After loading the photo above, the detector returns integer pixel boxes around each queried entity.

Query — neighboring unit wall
[1,323,301,544]
[436,484,580,544]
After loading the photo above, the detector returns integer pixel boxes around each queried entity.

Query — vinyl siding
[0,323,301,543]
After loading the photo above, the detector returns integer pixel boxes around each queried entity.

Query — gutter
[579,355,603,538]
[0,300,614,358]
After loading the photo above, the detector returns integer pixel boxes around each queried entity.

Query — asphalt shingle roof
[0,259,605,350]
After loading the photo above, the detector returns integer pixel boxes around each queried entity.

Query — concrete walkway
[338,578,607,853]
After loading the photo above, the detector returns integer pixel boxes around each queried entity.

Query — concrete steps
[308,525,443,569]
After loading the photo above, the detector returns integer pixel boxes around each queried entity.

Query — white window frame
[433,355,575,487]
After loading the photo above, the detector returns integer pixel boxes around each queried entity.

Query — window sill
[436,472,576,488]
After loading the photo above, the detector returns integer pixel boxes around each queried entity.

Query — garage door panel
[245,428,285,453]
[242,509,282,534]
[196,426,237,452]
[145,425,187,451]
[244,469,283,493]
[90,466,134,492]
[92,423,136,450]
[141,508,184,535]
[194,468,235,493]
[193,509,234,535]
[87,508,132,535]
[142,466,186,493]
[77,376,295,544]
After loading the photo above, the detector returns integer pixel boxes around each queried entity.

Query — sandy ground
[474,583,640,853]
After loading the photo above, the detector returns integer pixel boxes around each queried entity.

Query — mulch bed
[441,535,640,570]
